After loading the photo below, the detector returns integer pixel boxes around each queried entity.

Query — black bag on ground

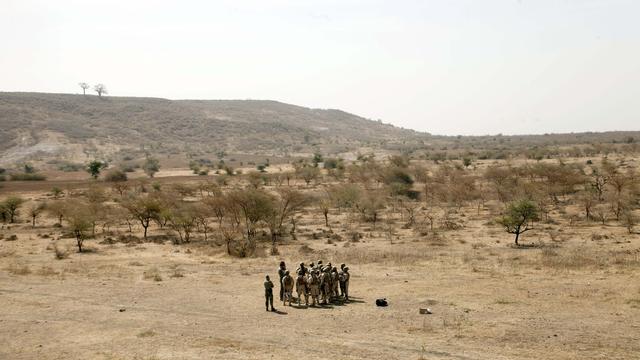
[376,298,388,307]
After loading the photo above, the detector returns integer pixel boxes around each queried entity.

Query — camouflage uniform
[320,267,332,304]
[306,271,320,306]
[282,270,294,306]
[342,267,350,301]
[339,264,347,298]
[331,267,340,298]
[296,262,307,277]
[278,262,287,301]
[295,273,308,306]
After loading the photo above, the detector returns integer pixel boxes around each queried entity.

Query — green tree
[143,157,160,178]
[86,160,107,179]
[122,195,163,240]
[497,199,540,245]
[2,196,25,223]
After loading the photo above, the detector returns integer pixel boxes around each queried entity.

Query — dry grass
[6,263,31,275]
[53,242,69,260]
[538,247,640,270]
[330,246,433,265]
[143,267,163,282]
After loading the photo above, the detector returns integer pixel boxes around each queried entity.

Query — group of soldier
[263,260,351,311]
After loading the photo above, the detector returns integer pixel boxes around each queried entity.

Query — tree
[143,157,160,178]
[227,188,275,254]
[168,203,198,244]
[122,195,163,240]
[94,84,107,97]
[86,160,107,179]
[296,166,320,186]
[266,188,310,252]
[79,82,90,95]
[621,210,637,234]
[47,200,69,226]
[497,199,540,245]
[2,196,25,223]
[65,202,92,252]
[316,190,333,228]
[27,202,46,227]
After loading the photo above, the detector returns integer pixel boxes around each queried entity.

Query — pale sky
[2,0,639,135]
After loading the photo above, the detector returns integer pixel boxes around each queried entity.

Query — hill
[0,92,422,165]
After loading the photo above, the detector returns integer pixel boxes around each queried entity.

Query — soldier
[264,275,275,312]
[339,266,347,298]
[331,267,340,299]
[316,260,323,272]
[307,270,320,306]
[342,267,350,301]
[320,266,332,304]
[295,270,308,306]
[278,261,287,301]
[296,262,307,277]
[282,270,294,306]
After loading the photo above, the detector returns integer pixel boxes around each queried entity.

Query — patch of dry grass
[6,263,31,275]
[330,246,433,265]
[143,267,163,281]
[538,247,640,270]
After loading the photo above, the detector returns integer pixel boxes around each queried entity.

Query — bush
[53,243,69,259]
[9,173,46,181]
[104,169,128,182]
[57,162,84,172]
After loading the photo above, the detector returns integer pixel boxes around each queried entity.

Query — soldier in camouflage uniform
[342,267,350,301]
[320,266,332,304]
[295,270,308,306]
[282,270,294,306]
[277,261,287,301]
[339,264,347,298]
[331,267,340,299]
[306,270,320,306]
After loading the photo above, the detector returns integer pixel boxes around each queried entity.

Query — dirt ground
[1,181,639,360]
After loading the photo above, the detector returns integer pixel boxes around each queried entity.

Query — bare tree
[27,202,46,227]
[79,82,90,95]
[94,84,108,97]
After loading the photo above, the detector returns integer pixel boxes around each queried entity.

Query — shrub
[53,242,69,259]
[104,169,128,182]
[9,173,46,181]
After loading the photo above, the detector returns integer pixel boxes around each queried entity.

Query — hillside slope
[0,92,421,164]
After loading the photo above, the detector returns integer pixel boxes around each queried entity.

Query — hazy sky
[2,0,639,135]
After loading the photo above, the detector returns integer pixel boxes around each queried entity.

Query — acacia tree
[226,188,274,256]
[86,160,107,179]
[122,195,163,240]
[168,203,198,244]
[79,82,90,95]
[266,188,310,252]
[64,201,92,252]
[94,84,107,97]
[143,157,160,178]
[47,199,69,225]
[28,202,46,227]
[2,196,25,223]
[296,166,320,186]
[316,190,333,228]
[497,199,539,245]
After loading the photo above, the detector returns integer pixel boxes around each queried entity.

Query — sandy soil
[1,201,639,360]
